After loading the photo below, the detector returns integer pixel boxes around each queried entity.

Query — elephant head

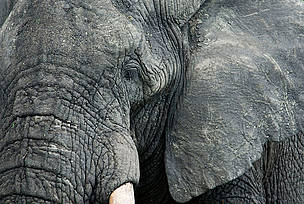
[0,0,303,203]
[0,0,204,203]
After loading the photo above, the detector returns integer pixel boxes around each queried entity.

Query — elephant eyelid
[123,59,141,80]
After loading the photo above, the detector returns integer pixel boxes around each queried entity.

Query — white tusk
[109,183,135,204]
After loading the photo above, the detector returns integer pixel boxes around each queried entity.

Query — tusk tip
[109,183,135,204]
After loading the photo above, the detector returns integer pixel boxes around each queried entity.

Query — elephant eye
[123,59,140,81]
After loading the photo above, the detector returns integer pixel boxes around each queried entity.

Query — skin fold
[0,0,304,203]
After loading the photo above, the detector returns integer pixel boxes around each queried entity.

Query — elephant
[0,0,304,203]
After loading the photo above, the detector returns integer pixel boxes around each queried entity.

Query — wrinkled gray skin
[0,0,303,203]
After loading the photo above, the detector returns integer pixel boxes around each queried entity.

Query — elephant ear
[165,0,304,203]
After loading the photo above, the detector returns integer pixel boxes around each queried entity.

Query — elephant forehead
[16,0,144,59]
[71,1,144,55]
[95,16,143,54]
[0,0,147,81]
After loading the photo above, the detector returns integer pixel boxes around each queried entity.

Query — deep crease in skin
[0,116,100,202]
[4,61,128,130]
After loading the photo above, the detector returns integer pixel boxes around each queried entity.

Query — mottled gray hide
[1,0,304,203]
[166,0,304,202]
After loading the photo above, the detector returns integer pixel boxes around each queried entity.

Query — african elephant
[0,0,303,203]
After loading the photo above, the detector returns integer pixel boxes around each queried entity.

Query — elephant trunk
[0,0,140,202]
[0,64,139,203]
